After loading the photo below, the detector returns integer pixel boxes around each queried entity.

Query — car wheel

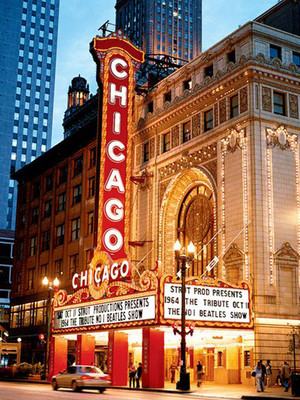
[99,388,105,394]
[71,381,79,392]
[51,380,58,391]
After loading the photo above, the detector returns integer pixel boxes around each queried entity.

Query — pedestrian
[136,362,142,388]
[169,362,178,383]
[266,360,272,387]
[129,362,136,388]
[281,361,291,392]
[254,361,263,392]
[260,360,266,391]
[196,361,203,387]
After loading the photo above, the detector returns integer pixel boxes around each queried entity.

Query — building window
[204,109,213,132]
[147,101,154,113]
[73,155,83,177]
[227,49,236,63]
[71,217,80,241]
[88,177,95,198]
[183,78,192,91]
[42,230,50,252]
[40,264,48,279]
[33,181,40,199]
[72,185,82,205]
[89,147,96,168]
[44,199,52,219]
[143,142,149,162]
[45,173,53,192]
[87,212,94,235]
[20,213,26,229]
[30,236,37,256]
[163,132,171,153]
[293,51,300,67]
[230,95,239,118]
[56,224,64,246]
[182,121,191,143]
[57,192,66,212]
[27,268,35,290]
[273,91,285,115]
[16,272,22,293]
[59,164,68,185]
[217,351,224,367]
[31,206,39,224]
[69,254,79,278]
[270,44,281,60]
[18,241,24,261]
[86,249,92,267]
[244,350,251,367]
[55,259,63,278]
[164,91,172,103]
[204,64,213,78]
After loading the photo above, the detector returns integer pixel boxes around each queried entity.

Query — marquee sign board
[160,275,253,329]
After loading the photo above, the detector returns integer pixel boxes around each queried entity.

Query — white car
[51,365,111,393]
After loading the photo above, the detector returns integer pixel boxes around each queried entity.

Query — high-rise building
[0,0,60,230]
[115,0,202,62]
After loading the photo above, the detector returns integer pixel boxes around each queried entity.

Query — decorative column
[48,336,67,381]
[142,327,164,388]
[107,330,128,386]
[76,334,95,365]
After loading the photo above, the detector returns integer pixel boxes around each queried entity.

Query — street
[0,382,219,400]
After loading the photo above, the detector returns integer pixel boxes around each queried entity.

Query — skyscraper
[115,0,202,62]
[0,0,60,230]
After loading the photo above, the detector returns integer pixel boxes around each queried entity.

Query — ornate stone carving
[186,194,213,243]
[159,143,217,179]
[240,87,248,113]
[159,179,171,205]
[272,57,282,69]
[219,98,227,124]
[223,243,245,264]
[171,125,180,148]
[289,94,299,119]
[262,87,272,112]
[192,113,201,138]
[205,160,218,183]
[274,242,300,266]
[214,103,219,127]
[221,129,246,153]
[266,125,298,152]
[135,144,141,166]
[150,137,155,159]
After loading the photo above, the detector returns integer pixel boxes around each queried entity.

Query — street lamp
[173,239,195,391]
[42,276,59,380]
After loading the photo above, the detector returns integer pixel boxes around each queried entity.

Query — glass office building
[116,0,202,62]
[0,0,60,230]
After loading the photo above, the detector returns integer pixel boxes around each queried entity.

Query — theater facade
[11,16,300,388]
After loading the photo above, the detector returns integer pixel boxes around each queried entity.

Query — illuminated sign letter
[107,140,125,163]
[105,198,124,222]
[105,169,125,193]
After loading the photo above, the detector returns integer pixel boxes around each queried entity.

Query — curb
[242,396,297,400]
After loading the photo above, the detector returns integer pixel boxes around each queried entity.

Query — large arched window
[177,184,215,277]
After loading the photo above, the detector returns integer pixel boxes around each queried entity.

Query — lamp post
[42,276,59,380]
[173,239,195,391]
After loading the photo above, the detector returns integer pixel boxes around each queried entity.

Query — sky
[51,0,277,146]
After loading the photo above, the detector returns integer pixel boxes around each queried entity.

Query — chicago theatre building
[11,9,300,388]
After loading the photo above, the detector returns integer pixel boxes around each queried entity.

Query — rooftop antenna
[98,20,116,37]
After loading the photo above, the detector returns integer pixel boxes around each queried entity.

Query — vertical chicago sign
[88,31,145,299]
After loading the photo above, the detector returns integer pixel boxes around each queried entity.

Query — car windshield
[79,366,102,373]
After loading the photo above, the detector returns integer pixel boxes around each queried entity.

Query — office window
[270,44,281,60]
[273,92,285,115]
[57,192,66,212]
[164,91,172,103]
[183,78,192,91]
[42,230,50,252]
[72,185,82,205]
[147,101,154,113]
[293,51,300,68]
[20,213,26,229]
[33,181,40,199]
[56,224,64,246]
[87,212,94,235]
[88,177,95,198]
[182,121,191,143]
[17,241,24,261]
[73,155,83,177]
[71,217,80,241]
[45,173,53,192]
[86,249,92,267]
[143,142,150,162]
[89,147,96,168]
[44,199,52,219]
[204,109,214,132]
[40,264,48,279]
[27,268,35,290]
[163,132,171,153]
[30,236,37,256]
[31,206,39,224]
[227,49,236,63]
[230,95,239,118]
[69,254,79,278]
[55,259,63,278]
[16,272,22,293]
[204,64,214,78]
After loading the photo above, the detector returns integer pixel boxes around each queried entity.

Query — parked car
[51,365,111,393]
